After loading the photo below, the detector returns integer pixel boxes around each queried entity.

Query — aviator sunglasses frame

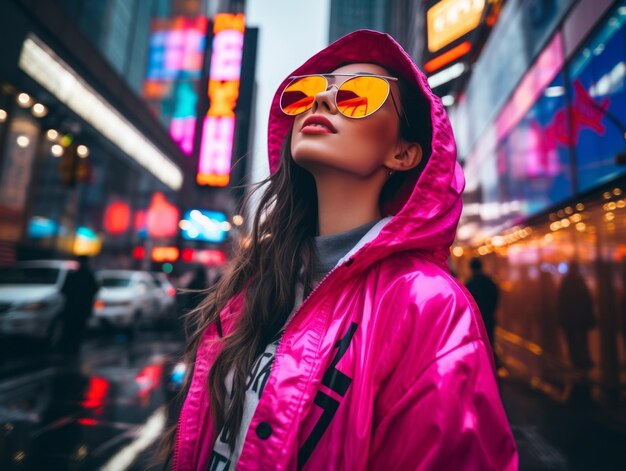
[280,73,410,128]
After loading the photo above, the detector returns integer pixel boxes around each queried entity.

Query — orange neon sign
[151,246,180,262]
[197,13,245,187]
[424,41,472,73]
[427,0,485,52]
[208,80,239,117]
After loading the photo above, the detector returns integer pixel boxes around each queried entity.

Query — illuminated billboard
[181,248,226,265]
[180,209,229,243]
[151,246,180,262]
[197,13,245,187]
[144,17,209,155]
[426,0,485,53]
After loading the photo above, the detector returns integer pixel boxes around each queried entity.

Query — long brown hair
[157,70,431,465]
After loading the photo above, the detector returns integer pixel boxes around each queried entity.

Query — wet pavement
[501,375,626,471]
[1,332,626,470]
[0,330,183,470]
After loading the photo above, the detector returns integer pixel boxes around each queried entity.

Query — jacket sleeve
[369,337,518,471]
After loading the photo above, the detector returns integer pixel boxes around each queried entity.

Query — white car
[0,260,78,347]
[149,272,178,324]
[91,270,162,331]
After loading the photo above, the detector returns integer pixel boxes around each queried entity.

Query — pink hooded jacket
[173,30,518,470]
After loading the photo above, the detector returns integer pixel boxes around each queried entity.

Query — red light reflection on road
[81,376,110,413]
[77,417,99,426]
[136,364,163,400]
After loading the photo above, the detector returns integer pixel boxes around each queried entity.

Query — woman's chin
[292,153,343,173]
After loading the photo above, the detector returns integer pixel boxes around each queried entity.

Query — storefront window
[501,72,574,217]
[0,109,40,243]
[569,6,626,192]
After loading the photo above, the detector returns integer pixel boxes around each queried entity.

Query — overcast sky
[245,0,331,190]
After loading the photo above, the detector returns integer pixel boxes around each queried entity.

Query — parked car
[149,272,178,326]
[0,260,78,347]
[91,270,162,332]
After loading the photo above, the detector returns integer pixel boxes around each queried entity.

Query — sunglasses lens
[336,76,389,118]
[280,75,327,116]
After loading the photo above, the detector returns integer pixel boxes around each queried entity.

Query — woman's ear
[386,142,422,172]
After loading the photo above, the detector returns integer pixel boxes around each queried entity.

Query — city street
[0,1,625,468]
[1,328,626,470]
[503,378,626,471]
[0,329,183,470]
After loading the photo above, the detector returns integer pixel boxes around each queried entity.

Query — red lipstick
[301,115,337,134]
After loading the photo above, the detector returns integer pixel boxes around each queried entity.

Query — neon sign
[170,82,200,154]
[144,17,208,156]
[145,17,208,83]
[427,0,485,52]
[73,226,102,256]
[180,209,229,242]
[181,248,226,265]
[146,192,180,239]
[197,13,245,187]
[495,33,564,142]
[544,80,610,148]
[151,246,180,262]
[103,201,131,235]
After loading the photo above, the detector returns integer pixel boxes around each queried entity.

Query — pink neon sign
[197,13,245,187]
[541,79,610,149]
[170,117,196,155]
[496,32,565,142]
[144,17,208,156]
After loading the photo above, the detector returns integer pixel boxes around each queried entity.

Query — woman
[165,30,518,470]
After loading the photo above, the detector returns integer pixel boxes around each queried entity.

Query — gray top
[313,219,380,281]
[209,220,380,470]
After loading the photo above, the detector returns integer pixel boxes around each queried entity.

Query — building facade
[450,0,626,403]
[0,0,256,272]
[0,0,189,268]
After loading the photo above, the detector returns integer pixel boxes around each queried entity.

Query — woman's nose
[311,85,338,114]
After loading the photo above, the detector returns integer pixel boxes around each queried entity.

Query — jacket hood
[268,30,464,268]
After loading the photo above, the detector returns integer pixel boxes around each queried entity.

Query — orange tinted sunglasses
[280,74,408,125]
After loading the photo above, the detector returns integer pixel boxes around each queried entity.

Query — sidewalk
[500,377,626,471]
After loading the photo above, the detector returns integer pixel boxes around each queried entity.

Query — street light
[51,144,63,157]
[16,135,30,148]
[17,92,32,107]
[32,103,48,117]
[76,144,89,158]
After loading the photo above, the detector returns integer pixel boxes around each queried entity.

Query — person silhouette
[620,260,626,360]
[465,258,500,349]
[556,261,596,404]
[538,269,560,359]
[59,255,100,355]
[557,261,596,371]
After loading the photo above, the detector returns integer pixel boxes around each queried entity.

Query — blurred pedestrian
[557,261,596,372]
[158,30,517,470]
[465,257,500,348]
[59,255,99,355]
[557,261,596,405]
[620,260,626,359]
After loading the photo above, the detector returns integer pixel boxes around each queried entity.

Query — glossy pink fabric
[173,30,518,470]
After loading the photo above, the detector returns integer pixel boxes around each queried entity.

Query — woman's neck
[314,171,383,236]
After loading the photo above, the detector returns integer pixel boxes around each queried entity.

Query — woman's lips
[301,124,334,134]
[301,115,337,134]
